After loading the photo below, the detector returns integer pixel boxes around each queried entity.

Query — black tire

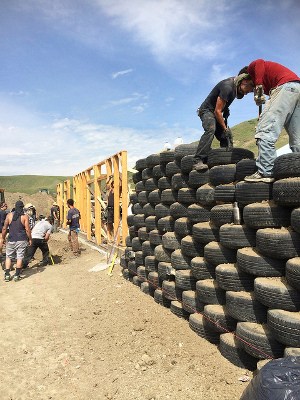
[129,193,138,205]
[196,279,226,305]
[207,148,254,168]
[175,270,197,290]
[148,229,162,246]
[226,291,268,323]
[160,150,175,165]
[146,153,160,168]
[138,191,148,206]
[235,322,284,359]
[170,300,190,319]
[133,214,146,229]
[143,203,156,217]
[291,208,300,234]
[177,188,197,204]
[187,204,211,224]
[127,214,135,227]
[219,333,258,370]
[145,216,158,232]
[148,271,160,289]
[161,189,178,205]
[162,280,183,301]
[189,313,220,344]
[204,241,237,267]
[157,216,175,233]
[268,309,300,347]
[132,171,143,184]
[155,203,171,218]
[182,290,205,313]
[190,256,216,280]
[144,255,158,272]
[140,281,154,296]
[188,169,210,189]
[181,235,204,258]
[136,158,147,171]
[181,155,195,174]
[243,201,291,229]
[235,181,273,206]
[158,261,172,280]
[132,276,141,287]
[135,251,144,267]
[236,247,286,277]
[152,164,166,179]
[131,237,143,251]
[137,266,147,282]
[142,240,155,257]
[254,277,300,312]
[286,257,300,291]
[174,143,198,164]
[210,204,234,227]
[142,168,153,180]
[171,173,189,190]
[147,189,161,205]
[273,153,300,179]
[144,178,158,192]
[138,227,148,242]
[203,304,237,333]
[132,203,144,215]
[171,249,192,270]
[256,228,300,259]
[157,176,172,190]
[128,260,137,275]
[129,225,137,239]
[209,164,236,186]
[154,245,173,262]
[215,263,254,292]
[219,224,256,249]
[235,159,257,181]
[196,184,216,207]
[162,232,181,250]
[192,222,220,244]
[214,183,236,204]
[154,288,171,307]
[273,178,300,207]
[174,217,193,238]
[170,202,188,219]
[135,180,145,193]
[165,161,181,177]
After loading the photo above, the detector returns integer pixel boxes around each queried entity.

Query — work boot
[193,159,208,171]
[4,273,10,282]
[13,275,22,282]
[244,171,274,183]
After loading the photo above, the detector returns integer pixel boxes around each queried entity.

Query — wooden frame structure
[56,151,128,247]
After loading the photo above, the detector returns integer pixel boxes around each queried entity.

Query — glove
[254,85,266,106]
[224,127,233,151]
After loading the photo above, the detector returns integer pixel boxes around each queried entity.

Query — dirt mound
[4,191,56,217]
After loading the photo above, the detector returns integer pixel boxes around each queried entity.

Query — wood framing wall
[56,151,128,247]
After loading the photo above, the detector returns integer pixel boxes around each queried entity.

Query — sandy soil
[0,230,252,400]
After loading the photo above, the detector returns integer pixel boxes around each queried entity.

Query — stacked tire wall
[121,145,300,371]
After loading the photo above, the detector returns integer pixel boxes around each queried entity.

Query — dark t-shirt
[0,209,7,232]
[67,207,80,230]
[199,77,236,114]
[50,206,59,219]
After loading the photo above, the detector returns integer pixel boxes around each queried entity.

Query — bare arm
[23,215,32,244]
[214,96,227,131]
[1,214,11,240]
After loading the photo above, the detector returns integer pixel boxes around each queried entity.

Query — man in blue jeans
[67,198,81,257]
[238,59,300,183]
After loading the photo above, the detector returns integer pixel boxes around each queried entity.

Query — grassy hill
[0,175,71,195]
[0,118,289,194]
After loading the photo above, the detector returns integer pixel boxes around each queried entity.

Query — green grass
[0,175,71,195]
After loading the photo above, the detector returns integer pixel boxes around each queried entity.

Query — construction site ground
[0,230,252,400]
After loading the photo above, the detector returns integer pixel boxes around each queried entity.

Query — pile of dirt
[4,191,56,217]
[0,232,251,400]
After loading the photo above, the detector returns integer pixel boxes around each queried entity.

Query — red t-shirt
[248,59,300,95]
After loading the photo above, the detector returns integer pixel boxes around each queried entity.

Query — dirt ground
[0,229,253,400]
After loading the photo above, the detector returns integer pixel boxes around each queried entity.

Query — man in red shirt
[239,59,300,182]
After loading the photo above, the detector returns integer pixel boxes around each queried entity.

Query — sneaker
[4,274,10,282]
[244,171,274,183]
[13,275,22,282]
[193,159,208,171]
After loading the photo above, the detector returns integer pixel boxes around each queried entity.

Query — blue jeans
[255,81,300,176]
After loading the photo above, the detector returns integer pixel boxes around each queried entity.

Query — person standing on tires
[193,70,254,171]
[66,198,81,257]
[238,59,300,183]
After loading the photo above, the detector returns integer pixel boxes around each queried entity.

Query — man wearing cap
[193,70,254,171]
[237,59,300,183]
[24,203,37,229]
[23,216,54,269]
[50,202,60,233]
[2,201,32,281]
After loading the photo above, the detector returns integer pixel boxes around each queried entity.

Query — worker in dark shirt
[66,198,81,257]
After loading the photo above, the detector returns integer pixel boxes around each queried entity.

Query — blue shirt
[67,207,80,230]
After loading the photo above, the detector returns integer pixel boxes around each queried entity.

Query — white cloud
[111,69,133,79]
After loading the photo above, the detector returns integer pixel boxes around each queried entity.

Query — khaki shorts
[6,241,28,259]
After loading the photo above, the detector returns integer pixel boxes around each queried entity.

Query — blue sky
[0,0,299,175]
